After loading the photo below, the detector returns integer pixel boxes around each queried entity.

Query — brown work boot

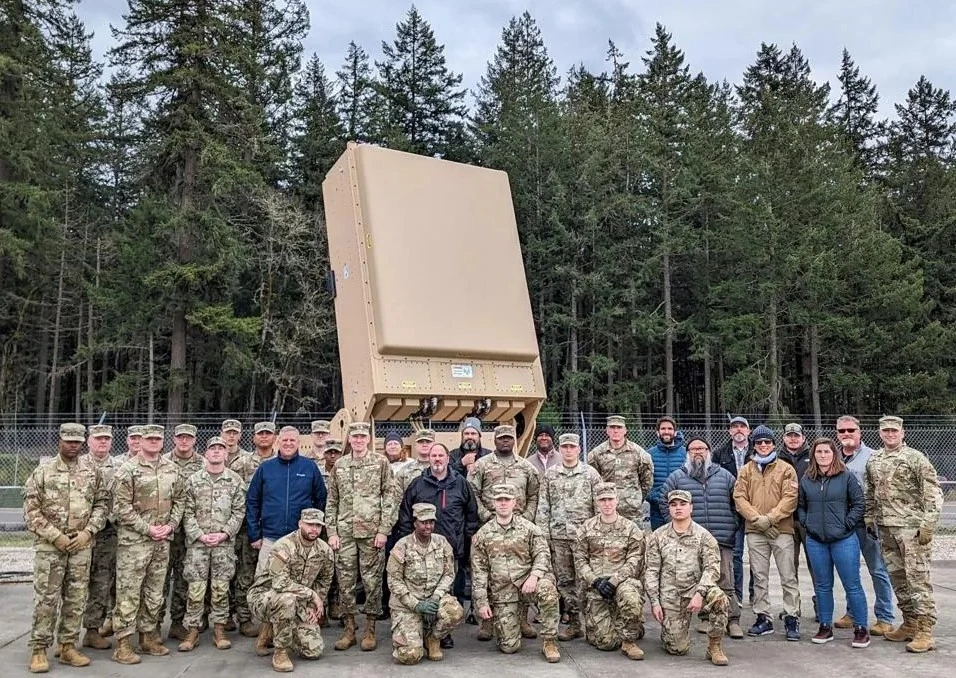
[271,648,294,673]
[177,628,199,652]
[83,627,111,650]
[884,617,917,642]
[706,636,729,666]
[360,616,377,651]
[167,621,188,642]
[239,620,260,638]
[424,633,443,661]
[58,643,91,667]
[727,621,744,639]
[620,640,645,660]
[29,648,49,674]
[520,618,538,639]
[541,638,561,663]
[111,636,141,665]
[139,631,169,656]
[870,620,894,637]
[906,620,936,653]
[557,618,583,641]
[335,615,356,651]
[833,614,854,629]
[477,617,494,641]
[213,624,232,650]
[255,623,274,657]
[99,619,114,638]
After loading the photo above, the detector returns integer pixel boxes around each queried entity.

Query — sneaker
[784,615,800,641]
[811,624,834,644]
[748,614,774,637]
[852,626,870,648]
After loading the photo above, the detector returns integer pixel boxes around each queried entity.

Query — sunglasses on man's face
[836,428,858,433]
[754,440,774,445]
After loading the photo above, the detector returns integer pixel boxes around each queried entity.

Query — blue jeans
[733,527,744,601]
[850,525,895,624]
[805,533,868,627]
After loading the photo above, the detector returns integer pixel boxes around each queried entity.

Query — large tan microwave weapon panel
[322,143,545,455]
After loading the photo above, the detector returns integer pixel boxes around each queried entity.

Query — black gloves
[592,577,617,600]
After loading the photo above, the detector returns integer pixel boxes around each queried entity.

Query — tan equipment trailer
[321,143,545,456]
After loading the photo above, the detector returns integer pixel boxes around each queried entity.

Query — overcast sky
[77,0,955,119]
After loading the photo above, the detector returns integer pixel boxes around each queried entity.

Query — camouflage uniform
[80,449,121,633]
[226,443,259,628]
[112,443,185,641]
[645,518,729,654]
[386,520,463,663]
[248,517,335,659]
[587,441,654,526]
[469,451,540,525]
[24,426,110,652]
[865,417,943,640]
[573,509,646,649]
[397,460,430,493]
[162,446,203,630]
[182,465,246,629]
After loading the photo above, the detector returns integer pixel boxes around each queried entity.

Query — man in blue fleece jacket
[647,416,687,530]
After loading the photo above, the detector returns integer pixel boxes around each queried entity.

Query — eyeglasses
[836,428,858,433]
[687,446,709,452]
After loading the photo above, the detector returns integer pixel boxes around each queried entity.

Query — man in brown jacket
[732,425,800,641]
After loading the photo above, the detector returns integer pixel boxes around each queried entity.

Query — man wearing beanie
[733,425,800,641]
[450,417,492,477]
[528,424,561,476]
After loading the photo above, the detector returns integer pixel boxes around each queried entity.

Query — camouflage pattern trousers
[879,526,937,625]
[83,523,116,630]
[551,539,581,615]
[391,594,464,664]
[492,577,560,653]
[113,539,171,640]
[184,544,237,628]
[249,589,324,658]
[337,535,385,616]
[659,587,729,655]
[583,578,644,650]
[163,527,188,624]
[30,548,93,649]
[230,529,258,623]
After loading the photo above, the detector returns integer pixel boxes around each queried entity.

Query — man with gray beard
[660,437,742,639]
[450,418,493,478]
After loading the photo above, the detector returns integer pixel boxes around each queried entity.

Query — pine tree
[828,48,882,172]
[335,40,375,142]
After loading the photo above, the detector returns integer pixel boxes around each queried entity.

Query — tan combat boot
[477,617,494,641]
[213,624,232,650]
[28,648,49,674]
[621,640,645,660]
[834,614,854,629]
[83,627,111,650]
[139,631,169,656]
[255,623,274,657]
[884,616,917,642]
[870,620,894,636]
[239,620,260,638]
[905,619,936,653]
[707,636,729,666]
[360,616,377,651]
[424,633,443,661]
[111,636,141,665]
[58,643,91,667]
[334,615,356,651]
[541,638,561,663]
[99,619,114,638]
[557,618,583,641]
[177,628,199,652]
[167,621,188,642]
[271,648,294,673]
[520,618,539,639]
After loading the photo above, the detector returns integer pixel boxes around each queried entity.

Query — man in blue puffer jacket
[646,416,687,530]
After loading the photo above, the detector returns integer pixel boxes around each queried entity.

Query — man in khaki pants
[733,425,800,641]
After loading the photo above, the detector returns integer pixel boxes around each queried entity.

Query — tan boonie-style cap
[206,436,226,449]
[174,424,197,437]
[59,423,86,442]
[324,439,343,453]
[254,421,276,434]
[127,425,145,437]
[88,424,113,438]
[142,424,165,439]
[491,483,516,499]
[668,489,693,504]
[311,420,331,434]
[415,428,436,442]
[494,424,516,439]
[558,433,580,446]
[300,508,326,525]
[606,415,626,427]
[595,482,617,499]
[879,415,903,431]
[347,421,371,437]
[784,423,803,435]
[412,503,437,521]
[221,419,242,432]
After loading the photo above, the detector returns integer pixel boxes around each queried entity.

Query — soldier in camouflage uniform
[161,423,203,641]
[395,430,436,493]
[469,425,541,641]
[111,424,185,664]
[80,424,121,651]
[325,421,397,651]
[125,425,144,459]
[177,437,247,653]
[865,415,943,653]
[536,433,601,641]
[645,490,729,666]
[308,420,331,462]
[318,440,344,622]
[386,503,463,664]
[24,422,111,673]
[471,483,561,663]
[249,508,335,672]
[573,482,647,660]
[587,415,654,527]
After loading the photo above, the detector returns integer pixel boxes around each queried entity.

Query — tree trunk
[34,310,49,416]
[569,284,579,412]
[810,324,822,429]
[703,348,713,436]
[663,248,674,415]
[148,333,155,422]
[768,298,781,416]
[48,230,68,420]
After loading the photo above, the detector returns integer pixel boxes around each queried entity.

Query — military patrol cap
[606,415,626,427]
[221,419,242,432]
[254,421,276,434]
[879,415,903,431]
[558,433,580,446]
[491,483,517,500]
[324,439,343,453]
[174,424,197,437]
[412,503,438,521]
[667,489,693,504]
[142,424,165,439]
[300,508,326,525]
[127,425,145,437]
[206,436,227,449]
[347,421,370,437]
[784,423,803,435]
[88,424,113,438]
[595,482,617,499]
[415,428,436,442]
[59,422,86,442]
[311,420,331,434]
[494,424,516,439]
